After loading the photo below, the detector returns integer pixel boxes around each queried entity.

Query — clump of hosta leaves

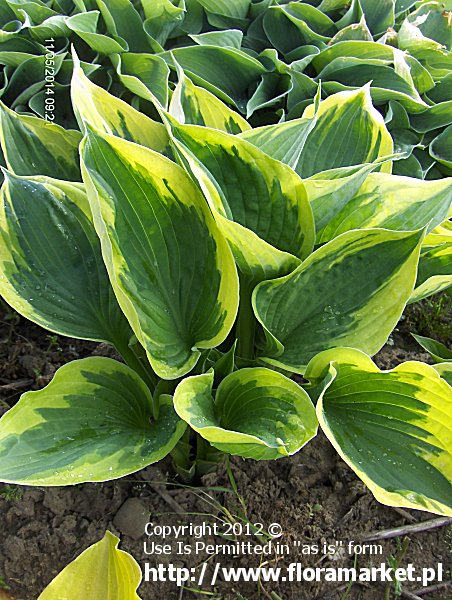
[0,0,450,520]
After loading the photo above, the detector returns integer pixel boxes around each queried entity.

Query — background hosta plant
[0,0,451,180]
[0,0,450,522]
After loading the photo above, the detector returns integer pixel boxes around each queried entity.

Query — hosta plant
[0,0,450,521]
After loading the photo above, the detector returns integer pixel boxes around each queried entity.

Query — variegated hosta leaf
[305,348,452,516]
[168,120,314,281]
[81,128,239,379]
[434,363,452,388]
[412,334,452,364]
[38,531,142,600]
[0,173,131,347]
[297,85,394,177]
[411,276,452,304]
[71,51,169,154]
[0,357,185,485]
[317,173,452,243]
[253,228,425,374]
[169,62,251,133]
[304,161,387,238]
[174,368,318,460]
[410,222,452,303]
[0,101,82,181]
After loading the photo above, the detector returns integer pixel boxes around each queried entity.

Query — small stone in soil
[113,497,149,540]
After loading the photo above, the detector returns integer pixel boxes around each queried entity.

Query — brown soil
[0,298,451,600]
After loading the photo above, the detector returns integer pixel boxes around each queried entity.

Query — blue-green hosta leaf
[357,0,395,34]
[286,47,320,74]
[316,56,429,112]
[287,73,319,117]
[71,53,169,154]
[313,40,395,71]
[202,5,250,30]
[168,120,314,280]
[405,2,452,50]
[297,86,394,177]
[413,147,442,178]
[0,21,22,44]
[25,15,71,41]
[317,0,349,9]
[189,29,244,49]
[430,125,452,169]
[38,531,141,600]
[0,1,17,23]
[426,73,452,103]
[321,80,430,115]
[317,174,452,244]
[393,154,424,180]
[329,15,373,43]
[385,100,411,130]
[0,102,81,180]
[141,0,185,46]
[2,53,65,109]
[0,42,44,69]
[81,129,239,379]
[411,102,452,133]
[306,348,452,516]
[0,173,131,347]
[169,64,250,133]
[4,0,58,21]
[412,334,452,364]
[111,52,170,109]
[246,71,292,118]
[253,228,425,374]
[0,358,185,485]
[238,109,318,170]
[65,11,128,54]
[391,129,422,160]
[395,0,422,15]
[398,19,452,79]
[196,0,250,19]
[174,368,318,460]
[312,41,434,94]
[163,45,266,113]
[264,3,335,55]
[94,0,151,53]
